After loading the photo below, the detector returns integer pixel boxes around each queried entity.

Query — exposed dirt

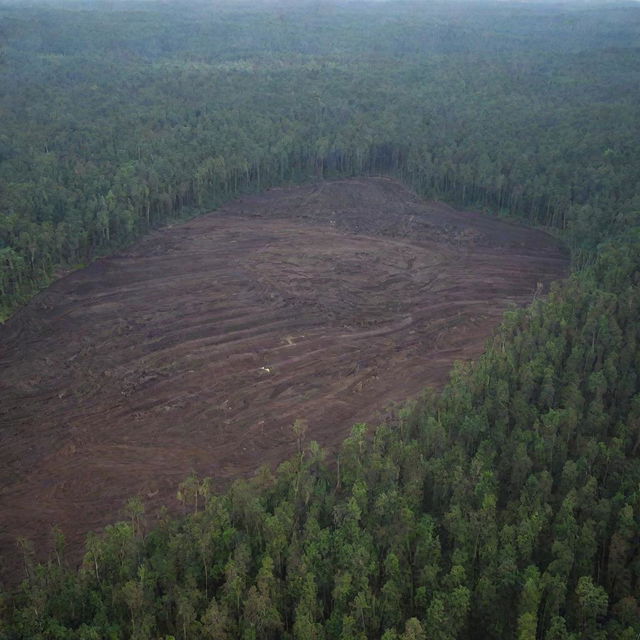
[0,177,568,576]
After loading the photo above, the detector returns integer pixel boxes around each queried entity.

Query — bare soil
[0,177,568,575]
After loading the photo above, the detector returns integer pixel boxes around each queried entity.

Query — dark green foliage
[1,0,640,317]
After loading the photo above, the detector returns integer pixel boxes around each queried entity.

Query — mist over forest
[0,0,639,638]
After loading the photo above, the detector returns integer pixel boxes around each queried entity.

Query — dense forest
[1,0,639,318]
[1,0,639,638]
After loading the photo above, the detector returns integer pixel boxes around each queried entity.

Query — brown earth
[0,177,568,576]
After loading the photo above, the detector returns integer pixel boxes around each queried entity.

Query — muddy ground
[0,177,568,575]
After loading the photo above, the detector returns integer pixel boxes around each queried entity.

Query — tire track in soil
[0,177,568,575]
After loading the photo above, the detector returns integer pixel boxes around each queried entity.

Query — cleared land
[0,177,568,568]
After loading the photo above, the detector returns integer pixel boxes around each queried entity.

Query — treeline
[2,240,639,639]
[1,1,639,316]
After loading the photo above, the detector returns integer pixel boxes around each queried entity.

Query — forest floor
[0,177,568,574]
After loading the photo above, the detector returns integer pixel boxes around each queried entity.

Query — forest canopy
[0,0,639,317]
[0,1,639,638]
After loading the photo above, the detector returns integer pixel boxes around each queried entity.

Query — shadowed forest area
[0,0,639,638]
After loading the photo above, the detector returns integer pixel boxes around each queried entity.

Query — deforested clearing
[0,177,567,559]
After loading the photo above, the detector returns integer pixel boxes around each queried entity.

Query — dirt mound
[0,177,568,575]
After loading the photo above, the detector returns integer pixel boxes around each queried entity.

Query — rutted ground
[0,177,568,569]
